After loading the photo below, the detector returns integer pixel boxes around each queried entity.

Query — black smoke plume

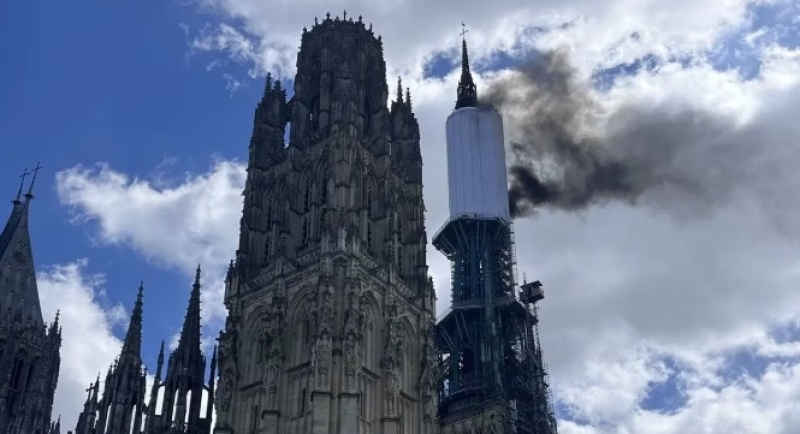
[482,49,800,221]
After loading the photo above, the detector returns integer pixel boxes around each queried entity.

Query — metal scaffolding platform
[434,215,558,434]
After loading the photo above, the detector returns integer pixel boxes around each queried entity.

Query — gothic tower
[0,167,63,434]
[214,13,438,434]
[432,37,558,434]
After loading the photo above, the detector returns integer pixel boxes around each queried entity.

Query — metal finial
[460,22,469,40]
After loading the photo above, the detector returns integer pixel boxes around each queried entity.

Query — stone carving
[342,285,364,391]
[313,286,334,388]
[382,292,404,416]
[276,230,288,255]
[216,363,235,416]
[321,256,334,277]
[322,208,338,236]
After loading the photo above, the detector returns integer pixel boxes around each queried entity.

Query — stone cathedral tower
[214,13,438,434]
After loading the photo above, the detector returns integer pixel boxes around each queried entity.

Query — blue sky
[0,0,256,352]
[4,0,800,432]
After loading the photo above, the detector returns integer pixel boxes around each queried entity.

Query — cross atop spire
[460,22,469,40]
[13,167,30,206]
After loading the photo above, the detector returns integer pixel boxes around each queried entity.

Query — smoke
[482,49,800,225]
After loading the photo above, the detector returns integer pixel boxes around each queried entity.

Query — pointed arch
[319,164,329,207]
[363,177,374,219]
[396,316,418,394]
[287,286,317,366]
[351,162,364,208]
[308,59,322,132]
[364,64,374,136]
[241,304,269,384]
[360,290,381,371]
[301,217,309,246]
[264,232,272,266]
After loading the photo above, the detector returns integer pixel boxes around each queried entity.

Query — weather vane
[460,22,468,40]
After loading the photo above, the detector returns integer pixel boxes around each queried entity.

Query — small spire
[263,73,272,98]
[406,87,412,110]
[121,281,144,356]
[397,76,403,104]
[177,264,203,359]
[343,10,346,20]
[24,162,42,203]
[49,310,60,334]
[455,24,478,109]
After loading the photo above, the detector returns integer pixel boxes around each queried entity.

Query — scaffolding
[433,215,558,434]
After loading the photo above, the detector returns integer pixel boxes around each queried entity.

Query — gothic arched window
[303,176,312,213]
[364,66,373,137]
[365,182,373,219]
[301,217,309,246]
[264,233,271,265]
[320,168,328,206]
[308,61,321,132]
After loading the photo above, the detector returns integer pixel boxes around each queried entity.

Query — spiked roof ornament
[455,23,478,109]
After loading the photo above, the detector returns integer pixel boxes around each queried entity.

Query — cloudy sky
[3,0,800,432]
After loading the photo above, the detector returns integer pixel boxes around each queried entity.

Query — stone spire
[152,265,210,433]
[121,282,144,356]
[90,284,147,434]
[177,265,203,354]
[0,165,45,327]
[455,25,478,109]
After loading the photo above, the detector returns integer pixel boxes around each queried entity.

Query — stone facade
[0,173,62,434]
[214,13,438,434]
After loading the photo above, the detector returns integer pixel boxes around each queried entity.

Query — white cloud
[55,160,246,328]
[37,260,127,431]
[50,0,800,432]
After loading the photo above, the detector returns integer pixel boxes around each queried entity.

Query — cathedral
[1,12,558,434]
